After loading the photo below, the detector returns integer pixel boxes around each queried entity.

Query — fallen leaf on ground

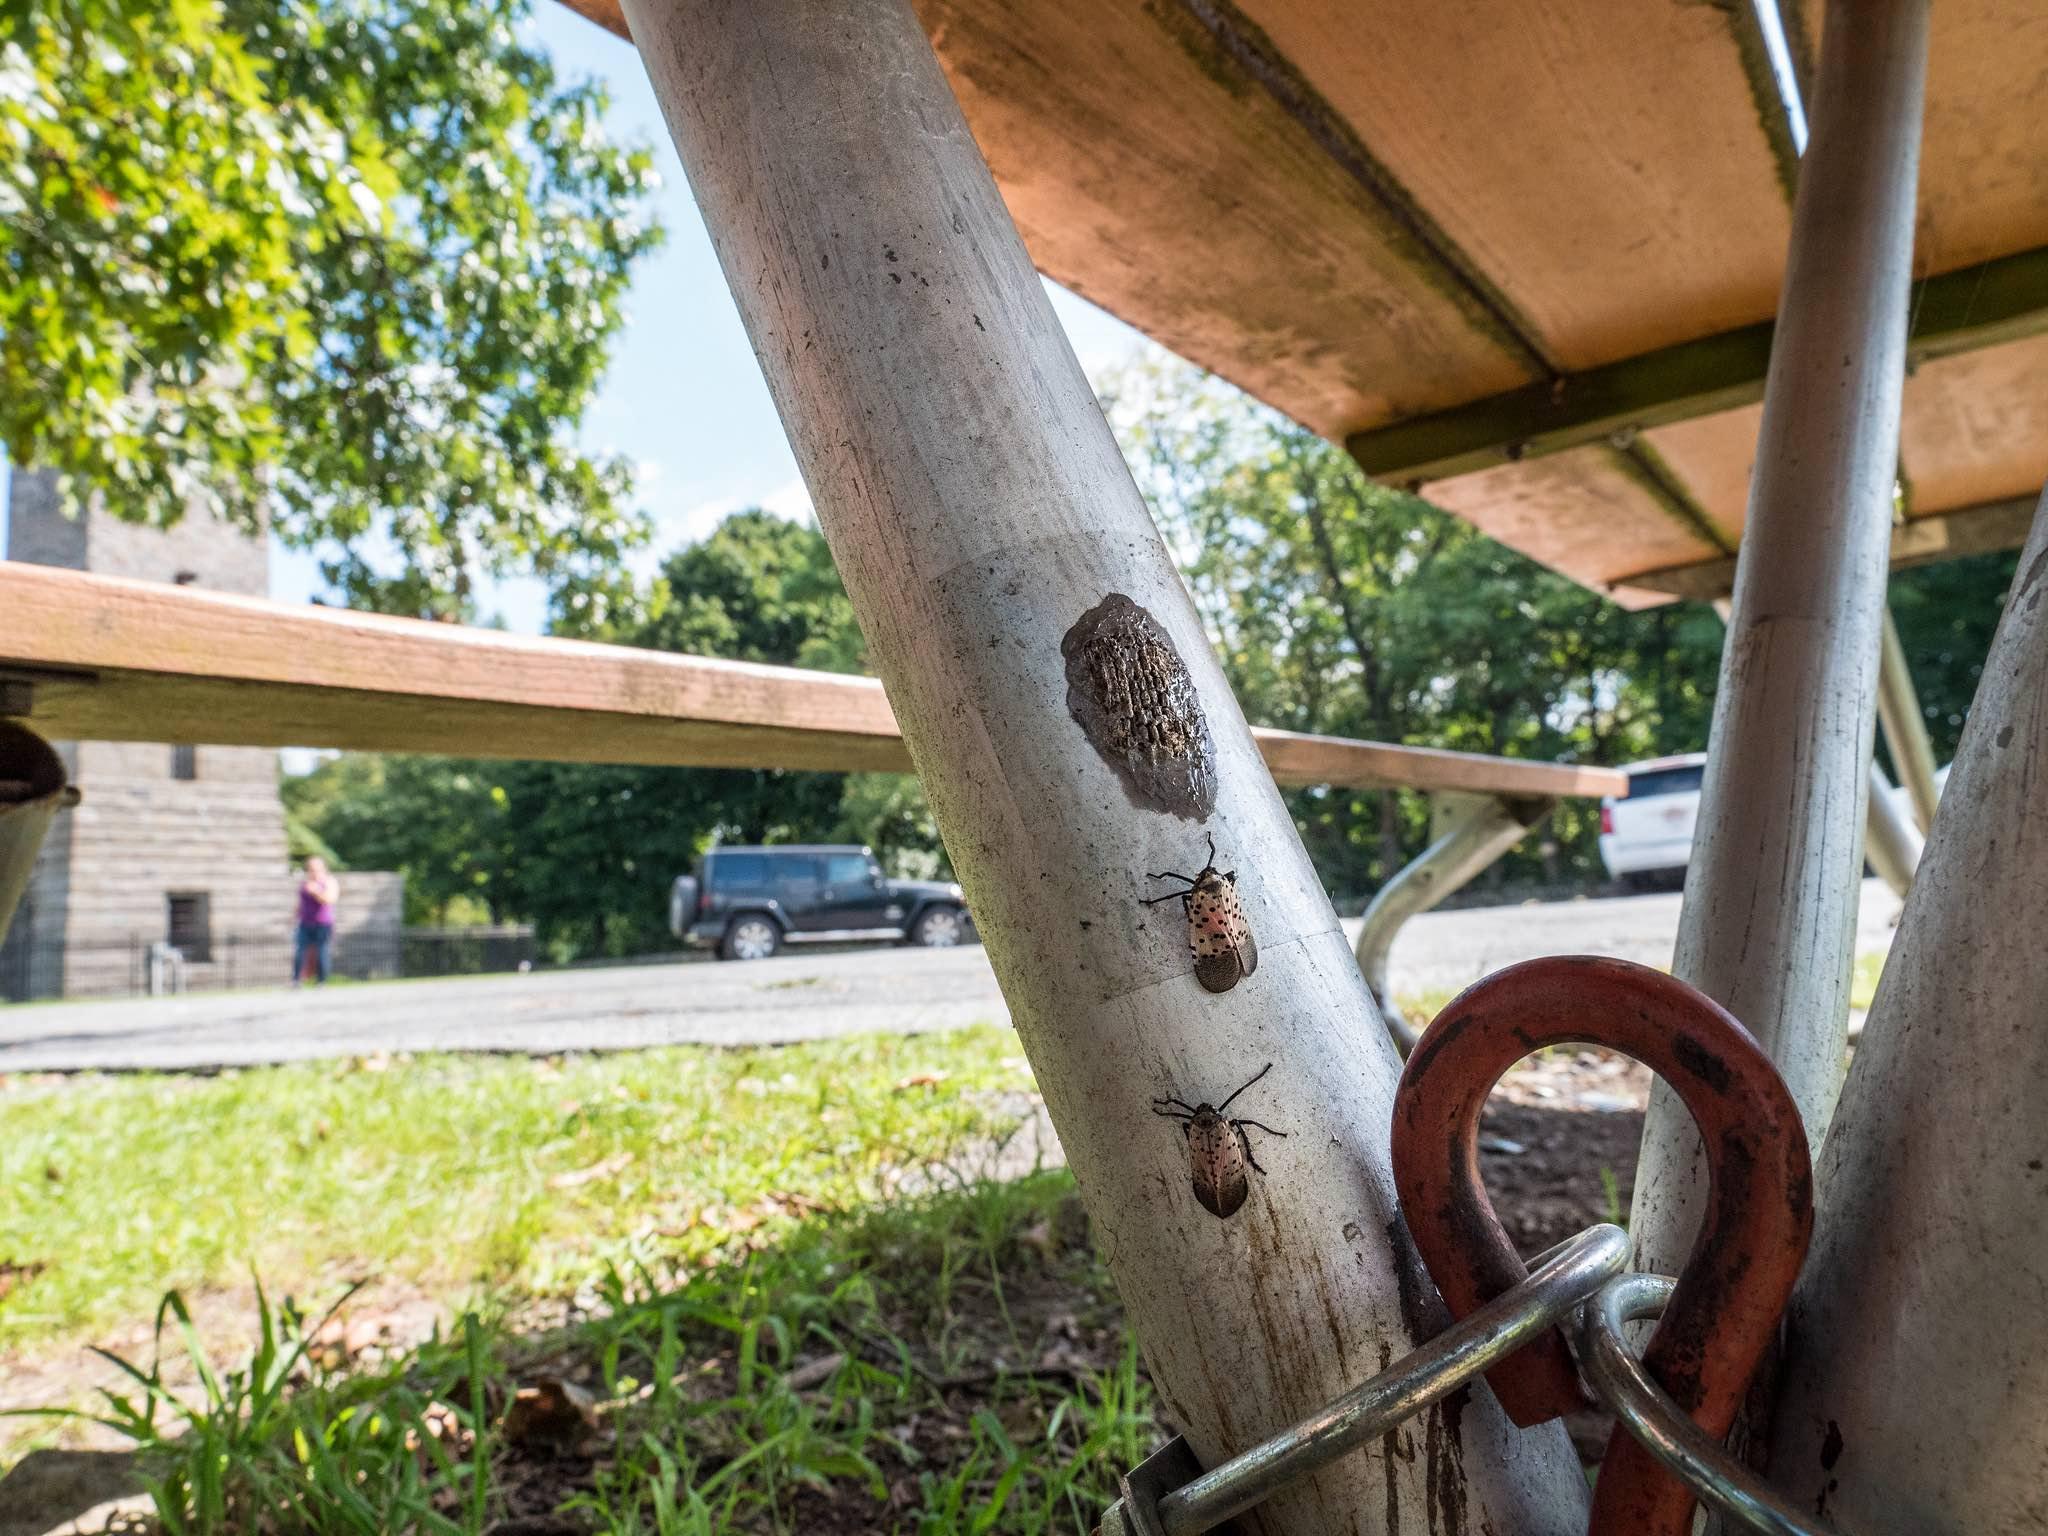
[893,1071,949,1092]
[547,1153,633,1190]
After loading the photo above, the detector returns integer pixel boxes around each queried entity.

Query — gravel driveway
[0,881,1901,1071]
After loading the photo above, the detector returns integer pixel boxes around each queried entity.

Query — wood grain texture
[1898,332,2048,516]
[1235,0,1793,372]
[0,564,1620,796]
[1806,0,2048,277]
[908,0,1535,438]
[1636,403,1767,549]
[1422,446,1725,593]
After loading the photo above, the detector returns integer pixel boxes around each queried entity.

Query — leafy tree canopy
[292,362,2015,952]
[1107,360,1726,893]
[1,0,662,615]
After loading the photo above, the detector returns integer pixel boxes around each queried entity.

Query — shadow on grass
[23,1169,1160,1536]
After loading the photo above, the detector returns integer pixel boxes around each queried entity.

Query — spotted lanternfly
[1144,832,1257,993]
[1152,1061,1288,1219]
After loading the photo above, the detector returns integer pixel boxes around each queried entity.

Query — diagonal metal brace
[1354,792,1554,1056]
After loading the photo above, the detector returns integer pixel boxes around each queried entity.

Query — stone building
[3,472,311,998]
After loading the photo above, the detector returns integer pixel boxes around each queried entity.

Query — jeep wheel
[908,905,966,948]
[719,914,782,961]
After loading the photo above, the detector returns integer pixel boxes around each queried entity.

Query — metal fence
[0,925,538,1003]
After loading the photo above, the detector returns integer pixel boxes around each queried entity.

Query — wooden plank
[0,564,1623,798]
[1420,445,1726,594]
[1236,0,1793,372]
[1635,402,1768,548]
[907,0,1538,440]
[547,0,2048,608]
[1622,493,2041,602]
[1898,333,2048,516]
[1252,727,1622,800]
[1804,0,2048,277]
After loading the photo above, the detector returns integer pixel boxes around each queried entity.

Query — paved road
[0,881,1902,1071]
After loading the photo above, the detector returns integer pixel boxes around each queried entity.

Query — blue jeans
[294,921,334,984]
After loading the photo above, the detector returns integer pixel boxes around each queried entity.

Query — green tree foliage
[292,358,2004,952]
[1,0,661,614]
[1107,361,1725,895]
[294,511,946,955]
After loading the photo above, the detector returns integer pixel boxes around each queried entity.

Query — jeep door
[814,851,895,931]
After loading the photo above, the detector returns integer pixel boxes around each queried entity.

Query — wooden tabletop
[555,0,2048,603]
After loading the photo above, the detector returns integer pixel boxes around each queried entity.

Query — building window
[170,744,198,780]
[166,892,212,962]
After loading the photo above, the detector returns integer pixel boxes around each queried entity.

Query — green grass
[37,1172,1153,1536]
[1850,950,1886,1013]
[0,1026,1035,1359]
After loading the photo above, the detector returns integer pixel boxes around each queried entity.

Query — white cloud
[628,472,815,579]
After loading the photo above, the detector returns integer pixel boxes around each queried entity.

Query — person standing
[293,856,340,986]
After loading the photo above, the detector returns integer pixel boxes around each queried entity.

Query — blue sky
[266,6,1159,632]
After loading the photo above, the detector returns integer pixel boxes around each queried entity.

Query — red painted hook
[1390,956,1813,1536]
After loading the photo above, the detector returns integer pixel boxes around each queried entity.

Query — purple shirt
[298,881,336,927]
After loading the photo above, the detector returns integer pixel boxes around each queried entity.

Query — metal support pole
[623,3,1588,1531]
[1860,762,1921,898]
[0,721,78,949]
[1353,792,1551,1056]
[1765,486,2048,1531]
[1874,605,1940,832]
[1631,0,1928,1279]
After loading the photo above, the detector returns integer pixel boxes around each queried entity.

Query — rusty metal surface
[1391,955,1813,1536]
[1576,1274,1840,1536]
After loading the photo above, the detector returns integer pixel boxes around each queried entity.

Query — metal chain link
[1098,1223,1851,1536]
[1573,1272,1841,1536]
[1099,1223,1629,1536]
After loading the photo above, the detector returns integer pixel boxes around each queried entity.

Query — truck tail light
[1600,804,1615,835]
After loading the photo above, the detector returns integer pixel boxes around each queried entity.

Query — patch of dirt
[1482,1047,1649,1259]
[0,1277,448,1460]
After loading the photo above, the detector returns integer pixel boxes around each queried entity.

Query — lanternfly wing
[1184,1111,1250,1218]
[1186,871,1255,993]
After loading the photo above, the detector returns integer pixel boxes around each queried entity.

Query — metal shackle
[1389,955,1814,1536]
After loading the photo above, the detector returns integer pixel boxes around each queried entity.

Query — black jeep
[669,845,974,960]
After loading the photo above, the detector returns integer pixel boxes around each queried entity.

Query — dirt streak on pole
[1631,0,1929,1277]
[620,1,1588,1529]
[1766,487,2048,1530]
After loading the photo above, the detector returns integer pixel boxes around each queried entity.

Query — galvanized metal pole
[1875,605,1941,832]
[1860,762,1922,898]
[1766,487,2048,1531]
[1630,0,1928,1276]
[1353,792,1550,1055]
[622,3,1588,1531]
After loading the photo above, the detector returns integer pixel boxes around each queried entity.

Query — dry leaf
[547,1153,633,1190]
